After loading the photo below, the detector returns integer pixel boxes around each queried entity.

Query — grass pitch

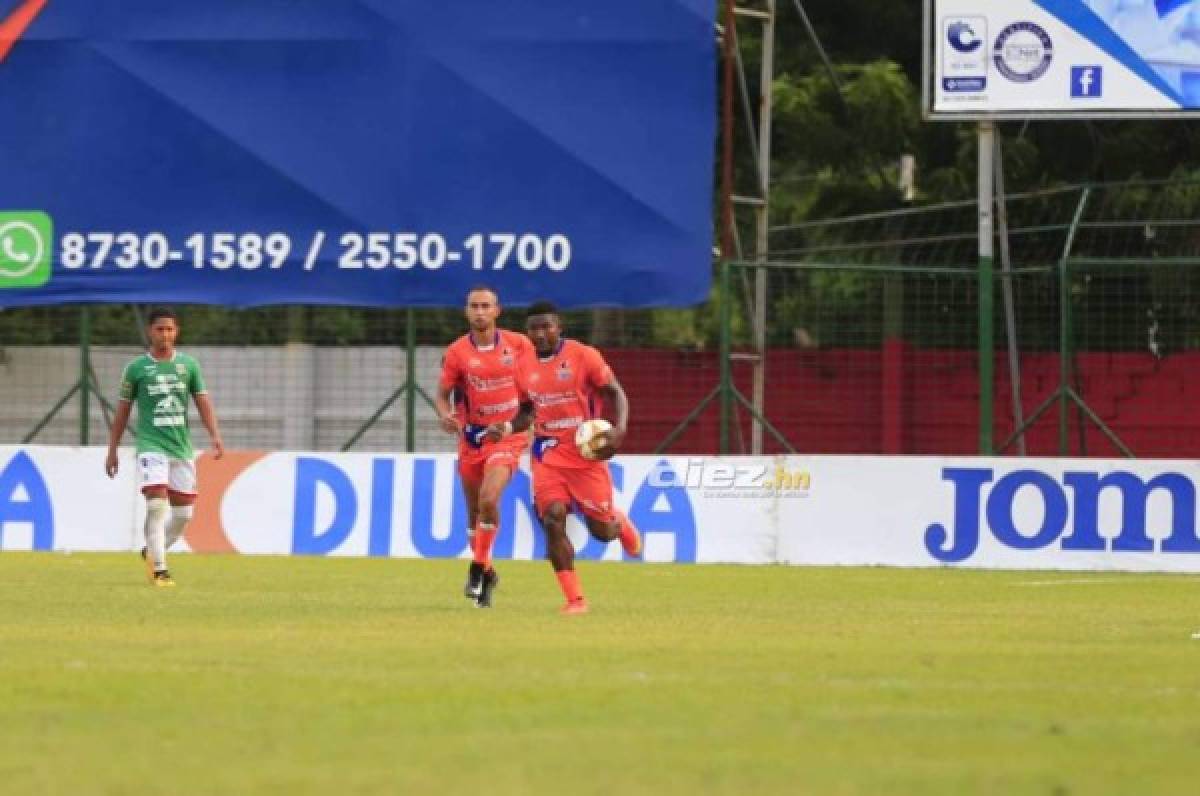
[1,553,1198,795]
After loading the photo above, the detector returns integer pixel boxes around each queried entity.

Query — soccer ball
[575,418,613,460]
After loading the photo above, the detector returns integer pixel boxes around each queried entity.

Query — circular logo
[0,220,46,279]
[993,21,1053,83]
[947,21,982,53]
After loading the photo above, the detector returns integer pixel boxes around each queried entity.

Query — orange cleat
[560,598,589,615]
[616,510,642,557]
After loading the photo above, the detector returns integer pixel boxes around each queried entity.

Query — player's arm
[488,400,534,441]
[435,350,462,434]
[593,375,629,459]
[584,346,627,456]
[434,384,462,434]
[193,393,225,460]
[188,362,224,459]
[104,400,133,478]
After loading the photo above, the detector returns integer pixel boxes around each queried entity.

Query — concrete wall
[0,345,457,452]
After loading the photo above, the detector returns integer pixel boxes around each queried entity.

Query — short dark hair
[146,307,177,325]
[465,284,499,303]
[526,300,558,319]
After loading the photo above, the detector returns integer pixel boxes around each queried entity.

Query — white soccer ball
[575,418,613,460]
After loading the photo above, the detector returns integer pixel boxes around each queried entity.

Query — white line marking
[1015,577,1170,586]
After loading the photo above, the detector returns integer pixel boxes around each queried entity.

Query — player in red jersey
[492,300,641,614]
[435,286,531,608]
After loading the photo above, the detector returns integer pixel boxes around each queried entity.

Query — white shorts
[137,452,197,496]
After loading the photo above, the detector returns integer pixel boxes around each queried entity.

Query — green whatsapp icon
[0,211,52,288]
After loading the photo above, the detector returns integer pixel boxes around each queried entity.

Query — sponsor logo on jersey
[466,374,514,392]
[543,416,583,431]
[529,391,577,407]
[477,398,519,416]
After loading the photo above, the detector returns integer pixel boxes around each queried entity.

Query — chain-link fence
[5,178,1200,457]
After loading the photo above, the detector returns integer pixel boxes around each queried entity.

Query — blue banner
[0,1,715,308]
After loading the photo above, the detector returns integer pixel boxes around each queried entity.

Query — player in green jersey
[104,308,225,586]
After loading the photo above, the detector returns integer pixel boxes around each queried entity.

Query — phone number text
[59,232,572,272]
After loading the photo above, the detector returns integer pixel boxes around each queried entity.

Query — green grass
[1,554,1199,794]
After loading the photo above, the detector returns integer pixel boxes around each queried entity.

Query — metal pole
[720,261,733,454]
[993,132,1026,455]
[1058,256,1071,455]
[80,305,91,445]
[751,1,775,455]
[1058,188,1091,455]
[719,0,736,261]
[405,307,417,453]
[977,121,995,455]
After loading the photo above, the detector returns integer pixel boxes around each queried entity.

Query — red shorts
[458,434,527,485]
[532,458,616,522]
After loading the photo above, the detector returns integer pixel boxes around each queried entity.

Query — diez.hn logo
[1071,66,1103,98]
[994,21,1054,83]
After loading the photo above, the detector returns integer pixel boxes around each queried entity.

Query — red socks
[473,522,498,569]
[555,569,584,603]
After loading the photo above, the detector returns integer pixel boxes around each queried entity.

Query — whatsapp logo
[0,211,52,288]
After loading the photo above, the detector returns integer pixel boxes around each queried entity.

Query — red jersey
[515,339,614,469]
[439,330,530,427]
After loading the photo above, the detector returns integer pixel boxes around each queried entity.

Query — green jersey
[119,351,207,460]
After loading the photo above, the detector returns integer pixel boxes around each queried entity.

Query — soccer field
[1,554,1197,794]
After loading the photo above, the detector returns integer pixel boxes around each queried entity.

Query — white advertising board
[5,446,1200,572]
[927,0,1200,117]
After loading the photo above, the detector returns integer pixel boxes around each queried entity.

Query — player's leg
[459,453,486,599]
[473,454,516,608]
[534,462,587,613]
[584,511,641,557]
[542,501,587,613]
[137,453,174,586]
[164,458,197,553]
[573,463,642,557]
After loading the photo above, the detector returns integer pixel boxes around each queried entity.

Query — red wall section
[605,347,1200,458]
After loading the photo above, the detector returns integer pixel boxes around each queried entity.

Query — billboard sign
[0,1,715,308]
[926,0,1200,117]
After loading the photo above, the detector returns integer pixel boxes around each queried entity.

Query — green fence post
[719,260,732,454]
[80,305,91,445]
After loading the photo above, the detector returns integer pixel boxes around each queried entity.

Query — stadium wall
[4,445,1200,572]
[3,345,1198,456]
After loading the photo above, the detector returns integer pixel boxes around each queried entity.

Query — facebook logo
[1071,66,1102,98]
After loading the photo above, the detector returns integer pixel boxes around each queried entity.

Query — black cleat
[475,568,499,608]
[463,561,485,599]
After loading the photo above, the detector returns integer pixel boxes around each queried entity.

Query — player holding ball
[487,300,641,614]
